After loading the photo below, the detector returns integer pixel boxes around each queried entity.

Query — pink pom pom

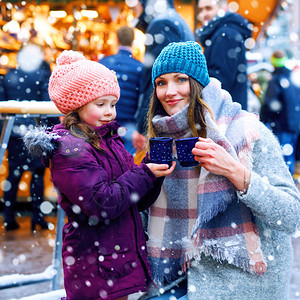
[56,50,85,66]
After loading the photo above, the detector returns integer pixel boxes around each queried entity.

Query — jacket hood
[23,125,61,158]
[23,121,123,159]
[136,0,174,33]
[196,12,252,45]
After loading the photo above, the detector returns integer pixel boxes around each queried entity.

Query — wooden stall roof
[228,0,284,40]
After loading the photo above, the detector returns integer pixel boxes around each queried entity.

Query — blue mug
[149,137,173,166]
[175,137,199,167]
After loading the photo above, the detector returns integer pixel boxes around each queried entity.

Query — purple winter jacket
[47,122,162,300]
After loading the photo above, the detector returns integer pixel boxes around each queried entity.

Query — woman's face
[78,95,118,127]
[155,73,191,116]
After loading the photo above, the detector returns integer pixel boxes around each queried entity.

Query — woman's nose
[166,83,177,96]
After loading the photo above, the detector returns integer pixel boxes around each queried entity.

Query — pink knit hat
[49,50,120,114]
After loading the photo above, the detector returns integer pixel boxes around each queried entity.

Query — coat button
[114,245,120,251]
[74,147,78,151]
[65,148,70,153]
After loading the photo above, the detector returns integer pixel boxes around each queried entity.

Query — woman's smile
[166,98,183,105]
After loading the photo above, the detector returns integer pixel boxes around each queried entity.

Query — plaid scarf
[147,78,266,285]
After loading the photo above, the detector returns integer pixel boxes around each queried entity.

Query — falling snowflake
[65,256,75,266]
[72,205,81,214]
[40,201,54,214]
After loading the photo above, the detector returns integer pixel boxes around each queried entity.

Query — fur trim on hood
[23,126,60,158]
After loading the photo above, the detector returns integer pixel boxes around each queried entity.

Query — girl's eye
[111,104,116,107]
[97,103,103,107]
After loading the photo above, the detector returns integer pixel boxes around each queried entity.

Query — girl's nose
[104,107,113,115]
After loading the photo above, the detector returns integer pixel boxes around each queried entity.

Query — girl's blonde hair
[63,110,103,151]
[146,77,214,150]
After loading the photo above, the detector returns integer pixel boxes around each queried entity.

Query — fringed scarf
[147,78,266,286]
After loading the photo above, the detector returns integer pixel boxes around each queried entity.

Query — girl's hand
[146,161,176,177]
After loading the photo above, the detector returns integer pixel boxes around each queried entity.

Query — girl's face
[155,73,191,116]
[78,95,118,127]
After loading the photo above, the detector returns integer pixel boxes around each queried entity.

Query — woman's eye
[178,77,188,83]
[97,103,103,107]
[156,80,165,86]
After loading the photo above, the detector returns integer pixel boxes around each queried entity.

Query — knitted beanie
[152,41,210,88]
[49,50,120,114]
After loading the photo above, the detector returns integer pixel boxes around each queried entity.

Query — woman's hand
[146,161,176,178]
[192,137,248,191]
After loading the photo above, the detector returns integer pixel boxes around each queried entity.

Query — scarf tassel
[182,229,267,276]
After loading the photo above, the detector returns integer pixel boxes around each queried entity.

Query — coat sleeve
[279,76,300,131]
[51,145,157,222]
[205,29,241,92]
[238,122,300,234]
[260,77,278,125]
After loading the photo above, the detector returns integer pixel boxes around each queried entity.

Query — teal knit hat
[152,41,210,87]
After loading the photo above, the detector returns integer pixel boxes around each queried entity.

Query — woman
[143,41,300,300]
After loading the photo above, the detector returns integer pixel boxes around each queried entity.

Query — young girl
[24,50,175,300]
[142,41,300,300]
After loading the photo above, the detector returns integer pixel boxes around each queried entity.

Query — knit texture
[152,41,210,87]
[49,50,120,114]
[188,122,300,300]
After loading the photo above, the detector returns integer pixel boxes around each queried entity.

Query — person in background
[100,25,143,155]
[129,0,195,156]
[261,49,300,176]
[24,50,175,300]
[196,0,252,110]
[142,41,300,299]
[0,43,57,231]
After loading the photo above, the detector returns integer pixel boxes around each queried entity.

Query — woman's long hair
[146,77,214,149]
[63,110,103,150]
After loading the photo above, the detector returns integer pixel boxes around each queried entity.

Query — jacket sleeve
[51,145,157,222]
[238,122,300,234]
[280,77,300,132]
[261,72,300,132]
[260,78,278,125]
[135,151,164,211]
[39,67,51,102]
[137,177,164,212]
[0,77,6,100]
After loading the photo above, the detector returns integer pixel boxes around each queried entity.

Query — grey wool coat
[187,123,300,300]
